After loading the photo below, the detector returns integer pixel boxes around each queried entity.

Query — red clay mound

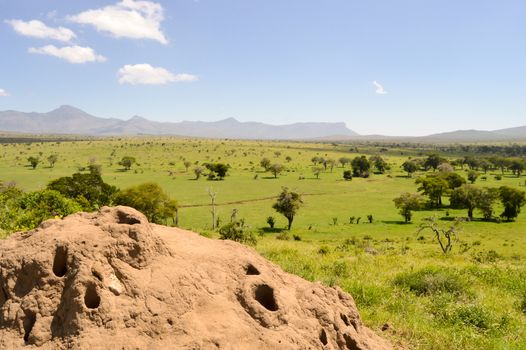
[0,206,392,349]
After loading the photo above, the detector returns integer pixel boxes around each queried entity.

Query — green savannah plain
[1,137,525,349]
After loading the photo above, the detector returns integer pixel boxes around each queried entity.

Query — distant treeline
[0,136,93,144]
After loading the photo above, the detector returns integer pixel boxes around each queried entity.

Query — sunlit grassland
[1,137,525,349]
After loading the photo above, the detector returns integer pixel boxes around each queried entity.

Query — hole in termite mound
[246,264,260,275]
[52,246,68,277]
[116,210,141,225]
[84,284,101,309]
[23,310,36,344]
[319,328,328,346]
[254,284,278,311]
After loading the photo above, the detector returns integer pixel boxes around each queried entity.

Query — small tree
[467,170,479,184]
[47,154,58,168]
[393,192,426,223]
[260,158,271,170]
[343,170,353,181]
[118,156,136,171]
[47,172,118,211]
[450,185,481,221]
[219,220,256,245]
[193,166,203,180]
[419,216,463,254]
[269,163,284,178]
[312,166,323,179]
[499,186,526,221]
[351,156,371,177]
[114,182,177,224]
[266,216,275,228]
[205,163,229,180]
[402,160,418,177]
[272,187,303,230]
[27,156,40,169]
[370,155,388,174]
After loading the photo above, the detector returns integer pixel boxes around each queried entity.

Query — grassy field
[1,137,525,349]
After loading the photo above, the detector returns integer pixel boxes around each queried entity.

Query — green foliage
[467,170,479,184]
[343,170,353,181]
[204,162,229,180]
[416,175,449,207]
[266,216,275,228]
[47,154,58,168]
[47,173,118,211]
[27,156,40,169]
[498,186,526,221]
[114,182,178,224]
[402,160,418,177]
[218,220,256,245]
[370,155,389,173]
[393,192,426,223]
[394,267,466,296]
[268,163,284,178]
[351,155,371,177]
[260,157,271,170]
[118,156,136,170]
[272,187,303,230]
[17,190,82,230]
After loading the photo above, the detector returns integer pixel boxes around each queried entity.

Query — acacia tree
[27,156,40,169]
[419,216,463,254]
[499,186,526,221]
[415,175,449,207]
[449,185,481,221]
[260,158,271,171]
[402,160,418,177]
[351,156,371,177]
[47,154,58,168]
[272,187,303,230]
[370,155,388,174]
[118,156,136,171]
[269,163,284,178]
[114,182,178,224]
[393,192,426,223]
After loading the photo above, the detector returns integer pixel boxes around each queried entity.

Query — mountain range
[0,105,357,140]
[0,105,524,142]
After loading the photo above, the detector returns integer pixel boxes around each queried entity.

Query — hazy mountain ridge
[0,105,524,141]
[0,106,358,140]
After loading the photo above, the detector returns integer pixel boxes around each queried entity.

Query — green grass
[1,136,525,349]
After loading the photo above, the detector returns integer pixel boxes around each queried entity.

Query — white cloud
[118,64,198,85]
[0,89,9,97]
[70,0,168,44]
[5,19,76,42]
[28,45,106,64]
[373,80,387,95]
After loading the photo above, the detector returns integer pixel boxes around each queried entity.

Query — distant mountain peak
[218,117,239,123]
[128,115,148,122]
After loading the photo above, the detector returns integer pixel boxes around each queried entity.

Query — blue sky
[0,0,525,136]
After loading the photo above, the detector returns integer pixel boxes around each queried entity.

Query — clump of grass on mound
[393,267,466,296]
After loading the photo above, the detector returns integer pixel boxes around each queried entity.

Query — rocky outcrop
[0,206,391,349]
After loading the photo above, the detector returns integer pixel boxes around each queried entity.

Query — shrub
[318,245,330,255]
[218,220,256,245]
[266,216,275,228]
[393,267,466,296]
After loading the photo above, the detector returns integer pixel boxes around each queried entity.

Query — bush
[218,220,256,245]
[114,182,177,224]
[450,304,493,330]
[266,216,275,228]
[393,267,466,296]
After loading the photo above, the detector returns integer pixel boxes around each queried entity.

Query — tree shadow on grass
[381,220,412,225]
[259,227,285,234]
